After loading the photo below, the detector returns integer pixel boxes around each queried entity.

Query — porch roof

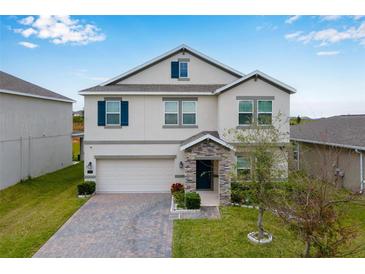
[180,131,235,151]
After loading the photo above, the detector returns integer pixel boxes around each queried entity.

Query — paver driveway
[34,193,172,258]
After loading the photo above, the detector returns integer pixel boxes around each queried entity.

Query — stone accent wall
[183,140,235,205]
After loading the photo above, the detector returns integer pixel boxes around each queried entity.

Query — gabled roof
[214,70,296,95]
[99,44,244,86]
[290,115,365,151]
[0,71,74,103]
[180,131,235,151]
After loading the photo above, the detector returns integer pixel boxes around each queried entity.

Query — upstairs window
[237,156,251,179]
[257,100,272,125]
[106,101,120,125]
[164,101,179,125]
[238,100,253,125]
[179,62,188,78]
[182,101,196,125]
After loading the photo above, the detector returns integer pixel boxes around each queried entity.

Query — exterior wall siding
[0,93,72,189]
[295,142,362,192]
[117,52,239,85]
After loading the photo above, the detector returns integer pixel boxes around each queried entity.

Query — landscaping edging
[170,196,201,213]
[78,192,95,198]
[247,231,273,244]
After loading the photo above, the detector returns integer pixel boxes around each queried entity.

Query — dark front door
[196,160,213,190]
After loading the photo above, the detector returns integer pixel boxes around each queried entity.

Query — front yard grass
[0,162,86,258]
[173,203,365,258]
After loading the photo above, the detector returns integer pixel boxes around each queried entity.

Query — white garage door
[96,158,174,193]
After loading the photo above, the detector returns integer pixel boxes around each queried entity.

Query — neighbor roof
[290,115,365,150]
[97,44,244,86]
[180,131,235,151]
[214,70,296,95]
[0,71,74,103]
[80,84,225,93]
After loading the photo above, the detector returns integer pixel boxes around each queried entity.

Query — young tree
[273,172,363,257]
[228,115,289,242]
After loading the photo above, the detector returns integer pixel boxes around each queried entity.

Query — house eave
[180,134,236,151]
[0,89,75,103]
[79,91,214,96]
[290,137,365,152]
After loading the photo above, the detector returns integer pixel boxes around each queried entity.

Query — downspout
[355,149,364,194]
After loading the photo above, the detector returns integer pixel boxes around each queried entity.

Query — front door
[196,160,213,190]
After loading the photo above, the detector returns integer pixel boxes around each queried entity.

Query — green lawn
[0,163,86,258]
[73,141,80,161]
[173,204,365,258]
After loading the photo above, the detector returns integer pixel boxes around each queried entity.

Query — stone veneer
[183,139,235,205]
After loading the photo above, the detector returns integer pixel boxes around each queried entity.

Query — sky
[0,15,364,118]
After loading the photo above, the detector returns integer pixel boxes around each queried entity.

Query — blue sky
[1,15,364,117]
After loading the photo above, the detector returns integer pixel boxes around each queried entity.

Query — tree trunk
[257,206,265,240]
[304,238,311,258]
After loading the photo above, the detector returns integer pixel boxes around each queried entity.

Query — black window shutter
[171,61,179,78]
[121,101,129,126]
[97,101,106,126]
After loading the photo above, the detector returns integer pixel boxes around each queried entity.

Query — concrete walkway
[34,193,172,258]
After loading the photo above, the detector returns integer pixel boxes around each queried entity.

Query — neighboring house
[291,115,365,193]
[0,71,74,190]
[79,44,295,205]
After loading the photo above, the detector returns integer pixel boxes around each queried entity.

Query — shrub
[77,181,96,195]
[185,192,201,209]
[171,183,184,193]
[173,191,185,209]
[231,182,255,205]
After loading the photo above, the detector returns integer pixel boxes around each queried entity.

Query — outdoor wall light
[87,162,93,174]
[179,161,184,168]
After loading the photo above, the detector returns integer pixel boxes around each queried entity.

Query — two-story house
[79,45,295,205]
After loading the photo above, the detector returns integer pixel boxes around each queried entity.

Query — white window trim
[105,100,121,126]
[238,100,253,126]
[257,100,273,126]
[237,156,252,176]
[182,100,197,125]
[164,101,179,125]
[179,61,189,78]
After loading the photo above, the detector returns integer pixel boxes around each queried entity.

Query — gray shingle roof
[181,131,220,146]
[81,84,225,93]
[290,115,365,149]
[0,71,73,102]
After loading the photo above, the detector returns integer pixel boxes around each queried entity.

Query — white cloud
[18,41,38,48]
[285,15,301,24]
[13,15,106,46]
[285,31,303,40]
[18,16,34,25]
[354,16,365,20]
[321,16,342,21]
[316,51,340,56]
[285,21,365,46]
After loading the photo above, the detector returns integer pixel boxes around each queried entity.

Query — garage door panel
[96,159,174,193]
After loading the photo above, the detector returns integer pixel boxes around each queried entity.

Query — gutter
[291,137,365,152]
[355,149,364,193]
[0,89,75,103]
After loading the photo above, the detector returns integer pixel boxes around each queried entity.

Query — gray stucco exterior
[0,92,73,190]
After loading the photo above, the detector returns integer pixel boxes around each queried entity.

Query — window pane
[239,113,252,125]
[239,101,252,112]
[183,113,196,125]
[258,101,272,112]
[180,62,188,77]
[106,101,120,112]
[182,101,196,112]
[107,113,120,125]
[165,113,178,124]
[258,113,272,125]
[237,156,251,169]
[165,101,178,112]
